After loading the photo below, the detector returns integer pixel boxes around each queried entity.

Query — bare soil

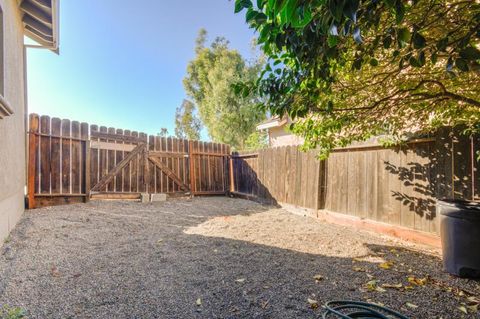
[0,197,478,318]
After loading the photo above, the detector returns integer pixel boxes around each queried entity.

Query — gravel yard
[0,197,478,318]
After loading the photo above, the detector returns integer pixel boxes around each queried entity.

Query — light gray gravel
[0,197,478,318]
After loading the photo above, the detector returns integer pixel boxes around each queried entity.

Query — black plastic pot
[438,199,480,278]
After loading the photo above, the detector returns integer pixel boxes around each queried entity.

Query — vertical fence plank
[39,115,51,194]
[50,118,61,194]
[130,131,138,193]
[81,122,90,200]
[61,119,71,194]
[71,121,81,194]
[106,127,116,192]
[123,130,131,192]
[115,129,124,193]
[148,135,156,193]
[138,132,147,193]
[27,114,39,208]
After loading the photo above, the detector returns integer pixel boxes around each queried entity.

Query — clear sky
[26,0,255,138]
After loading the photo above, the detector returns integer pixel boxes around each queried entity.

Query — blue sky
[27,0,255,138]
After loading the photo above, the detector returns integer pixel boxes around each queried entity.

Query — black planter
[438,199,480,278]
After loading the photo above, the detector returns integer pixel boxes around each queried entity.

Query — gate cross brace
[91,143,146,192]
[148,156,190,191]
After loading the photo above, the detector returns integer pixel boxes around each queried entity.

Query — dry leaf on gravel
[196,298,202,306]
[407,276,427,286]
[365,280,379,291]
[378,261,393,270]
[406,303,418,309]
[381,283,403,289]
[235,278,246,283]
[313,274,324,282]
[307,298,318,309]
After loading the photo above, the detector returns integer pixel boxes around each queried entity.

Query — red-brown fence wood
[27,114,230,208]
[230,130,479,235]
[231,146,324,210]
[28,114,88,208]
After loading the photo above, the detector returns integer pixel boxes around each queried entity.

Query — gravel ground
[0,197,478,319]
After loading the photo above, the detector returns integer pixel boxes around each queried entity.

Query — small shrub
[0,305,26,319]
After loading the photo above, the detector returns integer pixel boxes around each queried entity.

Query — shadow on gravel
[0,198,478,319]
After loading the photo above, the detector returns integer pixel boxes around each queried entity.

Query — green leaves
[234,0,252,13]
[353,27,362,44]
[234,0,480,157]
[343,0,359,22]
[397,28,411,47]
[455,58,469,72]
[412,32,426,49]
[459,47,480,60]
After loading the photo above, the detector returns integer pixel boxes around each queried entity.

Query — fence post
[27,114,39,209]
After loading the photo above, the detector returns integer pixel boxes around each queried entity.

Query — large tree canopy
[183,29,266,150]
[236,0,480,158]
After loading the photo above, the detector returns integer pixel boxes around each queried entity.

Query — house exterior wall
[268,126,303,147]
[0,0,26,242]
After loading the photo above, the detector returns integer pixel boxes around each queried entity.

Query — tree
[174,99,202,140]
[157,128,169,137]
[183,29,266,150]
[235,0,480,158]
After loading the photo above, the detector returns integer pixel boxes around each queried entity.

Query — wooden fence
[231,147,325,210]
[27,114,230,208]
[230,129,479,235]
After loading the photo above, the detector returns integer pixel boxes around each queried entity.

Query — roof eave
[21,0,59,53]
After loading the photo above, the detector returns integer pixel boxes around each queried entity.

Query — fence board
[71,121,81,194]
[39,115,50,194]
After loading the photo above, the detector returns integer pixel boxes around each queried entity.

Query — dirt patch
[0,197,478,318]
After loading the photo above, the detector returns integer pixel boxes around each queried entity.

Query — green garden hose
[321,301,410,319]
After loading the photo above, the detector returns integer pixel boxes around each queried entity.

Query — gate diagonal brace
[148,156,190,191]
[91,143,146,192]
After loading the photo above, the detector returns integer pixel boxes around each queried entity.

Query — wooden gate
[27,114,231,208]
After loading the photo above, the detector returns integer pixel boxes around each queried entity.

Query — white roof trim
[21,0,60,52]
[256,117,288,131]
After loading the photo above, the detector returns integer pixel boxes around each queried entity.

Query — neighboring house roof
[20,0,60,52]
[256,116,288,131]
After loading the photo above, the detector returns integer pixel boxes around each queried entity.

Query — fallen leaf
[378,261,393,270]
[467,304,478,313]
[196,298,202,306]
[313,274,324,282]
[407,276,427,286]
[381,283,403,289]
[458,306,468,314]
[366,299,384,307]
[353,267,366,272]
[365,280,378,291]
[375,287,386,293]
[307,298,318,309]
[235,278,246,283]
[406,303,418,309]
[467,296,480,304]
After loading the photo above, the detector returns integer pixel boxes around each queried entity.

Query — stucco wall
[269,126,303,147]
[0,0,26,242]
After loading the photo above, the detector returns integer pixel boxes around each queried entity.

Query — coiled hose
[321,301,410,319]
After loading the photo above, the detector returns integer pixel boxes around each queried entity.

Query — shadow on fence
[230,127,479,235]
